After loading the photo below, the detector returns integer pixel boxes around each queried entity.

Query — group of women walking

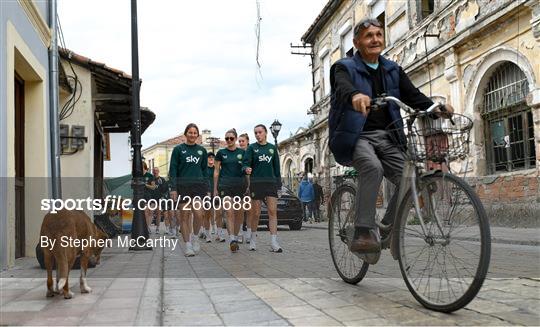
[168,123,283,257]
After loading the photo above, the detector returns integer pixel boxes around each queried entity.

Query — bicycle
[328,96,491,312]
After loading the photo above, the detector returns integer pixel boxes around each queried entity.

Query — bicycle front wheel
[328,183,369,284]
[396,172,491,312]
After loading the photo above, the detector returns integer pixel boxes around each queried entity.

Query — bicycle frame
[378,96,450,259]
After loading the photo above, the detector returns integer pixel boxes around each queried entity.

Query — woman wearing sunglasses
[214,129,246,253]
[243,124,283,252]
[169,123,207,257]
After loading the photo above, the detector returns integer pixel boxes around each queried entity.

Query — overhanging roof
[301,0,343,44]
[59,48,155,133]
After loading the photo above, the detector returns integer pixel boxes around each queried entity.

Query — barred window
[482,62,535,173]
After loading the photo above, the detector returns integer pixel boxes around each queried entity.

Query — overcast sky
[58,0,328,148]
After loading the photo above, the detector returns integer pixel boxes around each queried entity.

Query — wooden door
[14,74,25,258]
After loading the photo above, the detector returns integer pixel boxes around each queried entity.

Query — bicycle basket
[386,113,473,164]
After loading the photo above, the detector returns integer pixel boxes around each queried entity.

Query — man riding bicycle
[329,18,454,254]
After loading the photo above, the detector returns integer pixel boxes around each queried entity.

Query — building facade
[1,0,53,269]
[279,0,540,225]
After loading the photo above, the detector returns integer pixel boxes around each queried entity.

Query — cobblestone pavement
[1,226,539,326]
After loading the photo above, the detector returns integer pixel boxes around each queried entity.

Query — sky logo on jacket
[186,155,200,164]
[258,154,272,163]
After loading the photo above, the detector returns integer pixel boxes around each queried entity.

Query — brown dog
[40,209,108,299]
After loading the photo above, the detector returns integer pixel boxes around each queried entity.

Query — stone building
[279,0,539,225]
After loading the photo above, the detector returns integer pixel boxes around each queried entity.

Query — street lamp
[270,119,282,146]
[207,136,220,153]
[129,0,151,251]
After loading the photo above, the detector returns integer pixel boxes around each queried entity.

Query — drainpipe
[49,0,61,198]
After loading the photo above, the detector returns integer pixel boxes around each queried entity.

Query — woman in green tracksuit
[214,128,245,253]
[169,123,208,257]
[242,124,283,252]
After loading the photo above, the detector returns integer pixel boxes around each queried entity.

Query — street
[1,225,539,326]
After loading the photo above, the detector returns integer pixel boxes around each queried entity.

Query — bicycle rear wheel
[396,172,490,312]
[328,184,369,284]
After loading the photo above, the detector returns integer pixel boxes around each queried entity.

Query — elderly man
[329,18,453,253]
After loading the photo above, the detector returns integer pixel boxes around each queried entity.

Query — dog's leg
[79,254,92,293]
[54,258,60,294]
[44,249,54,297]
[56,250,74,299]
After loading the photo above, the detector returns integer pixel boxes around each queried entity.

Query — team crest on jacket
[237,154,243,160]
[269,149,274,154]
[197,150,203,155]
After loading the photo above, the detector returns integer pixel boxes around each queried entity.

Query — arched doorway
[304,157,314,175]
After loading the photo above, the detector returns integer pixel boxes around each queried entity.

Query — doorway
[14,74,25,258]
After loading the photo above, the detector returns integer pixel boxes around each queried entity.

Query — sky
[58,0,328,149]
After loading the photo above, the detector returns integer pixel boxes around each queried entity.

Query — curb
[302,225,540,246]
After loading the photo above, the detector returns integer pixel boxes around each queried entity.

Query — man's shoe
[350,228,380,253]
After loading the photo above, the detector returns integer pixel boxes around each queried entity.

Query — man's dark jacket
[328,53,405,166]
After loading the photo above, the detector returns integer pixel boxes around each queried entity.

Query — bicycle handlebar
[370,96,454,124]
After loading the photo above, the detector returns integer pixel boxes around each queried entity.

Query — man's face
[208,156,214,166]
[353,25,384,59]
[153,168,159,176]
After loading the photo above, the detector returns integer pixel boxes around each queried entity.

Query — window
[483,62,535,173]
[376,12,387,47]
[304,158,314,174]
[419,0,434,21]
[322,54,331,95]
[341,27,354,58]
[370,0,387,46]
[314,87,322,102]
[313,67,320,85]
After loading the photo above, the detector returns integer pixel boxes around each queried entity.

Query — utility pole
[129,0,151,250]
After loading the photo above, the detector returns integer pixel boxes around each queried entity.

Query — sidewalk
[0,243,162,325]
[303,221,540,246]
[1,229,538,326]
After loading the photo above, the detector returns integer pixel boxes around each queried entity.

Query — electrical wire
[57,13,83,121]
[254,0,263,85]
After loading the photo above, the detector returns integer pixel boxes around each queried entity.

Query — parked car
[259,185,303,230]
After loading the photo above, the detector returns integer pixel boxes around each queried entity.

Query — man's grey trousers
[351,130,405,229]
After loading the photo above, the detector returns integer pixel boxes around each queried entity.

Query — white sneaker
[237,233,243,244]
[249,237,256,251]
[205,233,212,243]
[271,238,283,253]
[159,222,167,234]
[184,242,195,257]
[192,239,201,253]
[218,231,226,242]
[245,231,251,244]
